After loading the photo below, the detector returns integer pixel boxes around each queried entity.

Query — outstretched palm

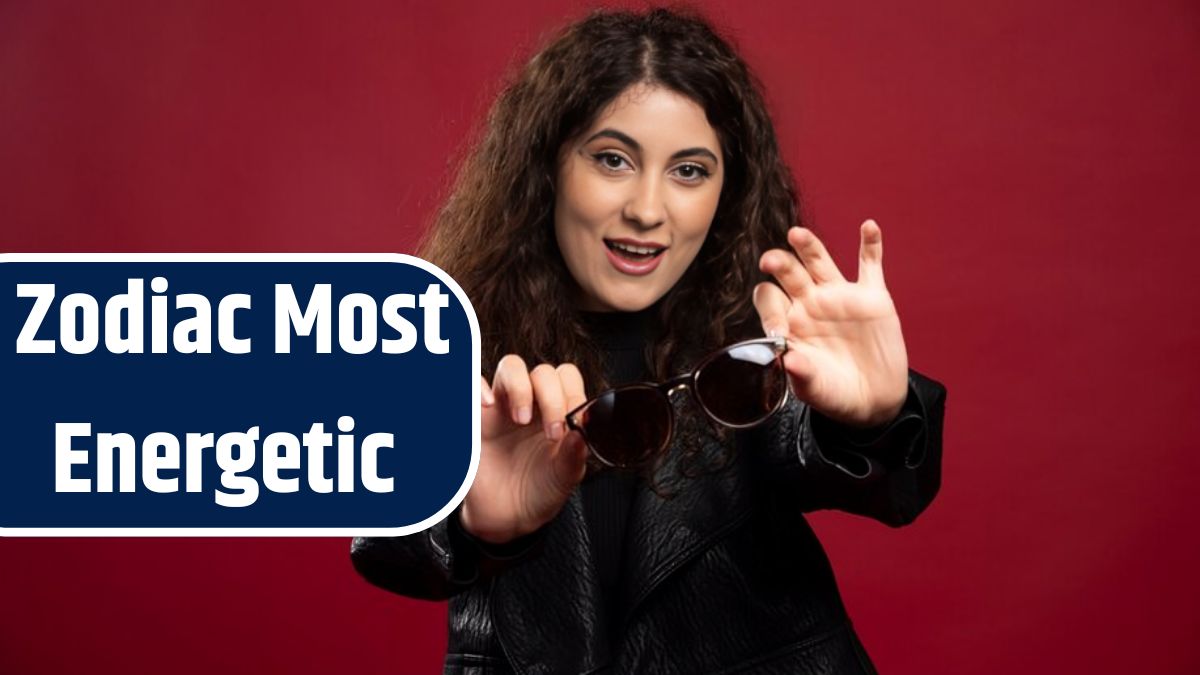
[753,220,909,428]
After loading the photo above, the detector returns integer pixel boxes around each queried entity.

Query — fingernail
[517,406,532,425]
[483,389,495,406]
[546,422,563,441]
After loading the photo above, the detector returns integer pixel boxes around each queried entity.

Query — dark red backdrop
[2,1,1198,673]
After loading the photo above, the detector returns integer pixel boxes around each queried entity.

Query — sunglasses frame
[564,336,790,469]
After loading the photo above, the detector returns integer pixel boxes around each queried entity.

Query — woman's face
[554,82,724,312]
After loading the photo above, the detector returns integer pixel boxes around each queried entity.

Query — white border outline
[0,253,482,537]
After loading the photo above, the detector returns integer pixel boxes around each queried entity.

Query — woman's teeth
[606,241,665,260]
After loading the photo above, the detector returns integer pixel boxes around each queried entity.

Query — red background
[2,1,1198,673]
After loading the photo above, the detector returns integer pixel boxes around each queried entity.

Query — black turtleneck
[577,306,658,639]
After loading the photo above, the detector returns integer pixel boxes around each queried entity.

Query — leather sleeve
[749,368,947,527]
[349,506,547,600]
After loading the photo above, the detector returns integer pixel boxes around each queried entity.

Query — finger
[554,430,590,489]
[857,219,885,287]
[492,354,533,425]
[752,282,791,337]
[480,371,514,440]
[759,248,813,299]
[480,384,506,440]
[480,375,495,407]
[787,226,845,283]
[530,364,567,442]
[557,364,589,451]
[556,363,588,414]
[781,340,821,400]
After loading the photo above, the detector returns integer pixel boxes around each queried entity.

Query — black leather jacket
[351,370,946,674]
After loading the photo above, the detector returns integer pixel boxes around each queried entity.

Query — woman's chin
[577,288,662,313]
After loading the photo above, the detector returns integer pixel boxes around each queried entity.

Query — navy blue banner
[0,254,480,536]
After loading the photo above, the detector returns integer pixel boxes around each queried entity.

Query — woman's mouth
[604,239,667,276]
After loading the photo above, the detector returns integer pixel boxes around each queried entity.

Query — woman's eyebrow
[585,128,641,150]
[584,128,719,165]
[669,147,719,164]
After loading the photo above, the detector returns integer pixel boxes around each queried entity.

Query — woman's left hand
[753,219,909,428]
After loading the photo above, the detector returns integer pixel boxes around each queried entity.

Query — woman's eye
[593,152,630,171]
[674,164,711,182]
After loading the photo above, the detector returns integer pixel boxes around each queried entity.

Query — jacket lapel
[490,489,611,675]
[617,399,756,632]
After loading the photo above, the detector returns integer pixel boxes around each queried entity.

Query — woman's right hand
[459,355,591,544]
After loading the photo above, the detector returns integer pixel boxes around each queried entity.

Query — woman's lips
[604,243,666,276]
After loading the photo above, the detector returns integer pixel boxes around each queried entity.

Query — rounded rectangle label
[0,254,480,536]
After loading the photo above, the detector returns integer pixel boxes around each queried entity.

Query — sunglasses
[565,336,790,470]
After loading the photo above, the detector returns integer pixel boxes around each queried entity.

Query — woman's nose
[621,174,666,229]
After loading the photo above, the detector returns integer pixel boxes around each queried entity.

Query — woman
[352,7,946,674]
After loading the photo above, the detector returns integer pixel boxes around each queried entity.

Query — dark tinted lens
[694,342,787,426]
[575,385,672,469]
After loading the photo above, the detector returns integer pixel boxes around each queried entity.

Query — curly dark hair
[418,6,804,478]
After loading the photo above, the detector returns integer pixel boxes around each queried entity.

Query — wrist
[859,399,904,429]
[816,387,907,430]
[453,505,547,561]
[458,502,540,545]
